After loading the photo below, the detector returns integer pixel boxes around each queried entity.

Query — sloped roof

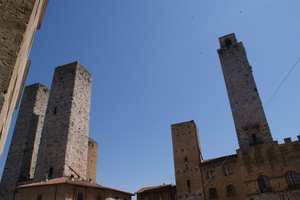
[201,154,237,165]
[135,184,175,194]
[18,177,133,195]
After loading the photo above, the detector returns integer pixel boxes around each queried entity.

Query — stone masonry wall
[0,83,50,200]
[0,0,49,156]
[34,61,92,182]
[217,33,273,153]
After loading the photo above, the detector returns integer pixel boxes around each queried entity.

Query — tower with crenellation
[166,33,300,200]
[217,33,273,154]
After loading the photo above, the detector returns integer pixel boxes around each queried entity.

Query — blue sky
[1,0,300,196]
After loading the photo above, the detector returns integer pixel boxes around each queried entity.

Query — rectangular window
[48,167,54,178]
[184,157,188,165]
[224,167,230,176]
[207,170,214,179]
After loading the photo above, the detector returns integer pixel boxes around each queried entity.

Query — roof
[18,177,133,195]
[135,184,175,194]
[200,154,237,165]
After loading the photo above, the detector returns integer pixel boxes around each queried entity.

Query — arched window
[285,171,300,189]
[77,192,83,200]
[258,176,272,192]
[225,39,232,46]
[97,194,102,200]
[209,188,218,199]
[227,185,236,196]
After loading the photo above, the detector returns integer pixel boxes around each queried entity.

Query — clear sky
[1,0,300,197]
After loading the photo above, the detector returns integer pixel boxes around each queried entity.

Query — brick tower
[0,83,50,200]
[34,61,92,182]
[171,120,204,200]
[217,33,273,153]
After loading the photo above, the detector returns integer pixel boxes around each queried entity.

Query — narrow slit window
[187,179,191,187]
[48,167,54,178]
[184,157,188,165]
[252,134,257,143]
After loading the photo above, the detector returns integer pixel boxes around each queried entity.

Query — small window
[209,188,218,199]
[225,39,232,46]
[258,175,272,192]
[227,185,236,196]
[48,167,54,178]
[187,179,191,187]
[285,171,300,189]
[37,195,42,200]
[97,195,102,200]
[53,107,57,115]
[224,167,230,176]
[252,134,257,143]
[77,192,83,200]
[207,170,214,179]
[184,157,188,165]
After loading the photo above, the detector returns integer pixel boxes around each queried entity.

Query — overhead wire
[186,57,300,200]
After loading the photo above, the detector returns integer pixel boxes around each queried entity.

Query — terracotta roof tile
[135,184,174,194]
[18,177,133,195]
[201,154,237,164]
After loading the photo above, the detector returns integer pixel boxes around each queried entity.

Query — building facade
[0,0,49,156]
[170,34,300,200]
[16,177,133,200]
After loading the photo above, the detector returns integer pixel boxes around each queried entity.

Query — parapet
[237,136,300,168]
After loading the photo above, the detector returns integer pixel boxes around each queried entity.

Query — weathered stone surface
[0,83,50,200]
[0,0,49,157]
[217,33,273,154]
[34,61,93,182]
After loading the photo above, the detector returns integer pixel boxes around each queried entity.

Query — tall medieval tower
[0,0,49,156]
[171,120,204,200]
[0,83,50,200]
[34,61,92,182]
[217,33,273,153]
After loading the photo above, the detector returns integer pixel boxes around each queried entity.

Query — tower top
[218,33,238,48]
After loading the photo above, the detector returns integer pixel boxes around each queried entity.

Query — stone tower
[0,83,50,200]
[217,33,273,153]
[171,120,204,200]
[0,0,49,156]
[34,61,92,182]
